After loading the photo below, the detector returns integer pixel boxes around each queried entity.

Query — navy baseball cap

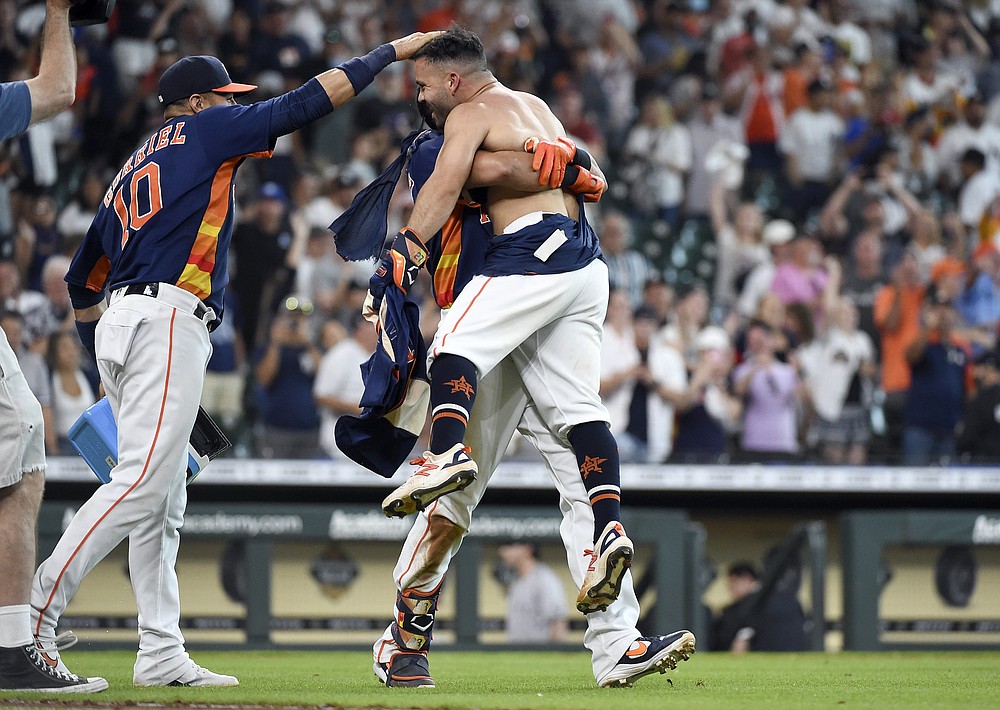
[157,55,257,105]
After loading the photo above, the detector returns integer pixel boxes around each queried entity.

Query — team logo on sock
[444,376,475,399]
[579,455,607,478]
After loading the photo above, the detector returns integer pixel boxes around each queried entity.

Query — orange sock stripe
[590,493,621,504]
[432,411,467,425]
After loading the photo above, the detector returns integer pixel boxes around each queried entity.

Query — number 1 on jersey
[113,162,164,248]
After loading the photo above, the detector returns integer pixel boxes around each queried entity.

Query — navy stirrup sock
[428,355,478,454]
[568,421,622,542]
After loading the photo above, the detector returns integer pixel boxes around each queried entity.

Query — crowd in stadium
[3,0,1000,466]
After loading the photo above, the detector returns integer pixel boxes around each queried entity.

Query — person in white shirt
[778,79,844,224]
[622,94,692,229]
[600,290,641,450]
[313,315,378,459]
[958,148,1000,245]
[798,296,876,464]
[737,219,795,318]
[936,93,1000,191]
[45,330,95,455]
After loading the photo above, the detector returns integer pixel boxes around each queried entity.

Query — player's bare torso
[457,85,579,233]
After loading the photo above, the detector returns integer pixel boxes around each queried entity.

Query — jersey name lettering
[103,121,187,207]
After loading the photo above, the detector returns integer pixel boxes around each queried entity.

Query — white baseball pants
[32,284,212,683]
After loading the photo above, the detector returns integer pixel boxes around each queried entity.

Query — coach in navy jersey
[30,32,440,688]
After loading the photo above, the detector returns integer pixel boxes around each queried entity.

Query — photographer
[253,297,322,459]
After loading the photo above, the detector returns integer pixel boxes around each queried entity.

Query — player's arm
[466,149,605,202]
[315,32,441,110]
[384,104,487,293]
[24,0,76,125]
[409,103,487,236]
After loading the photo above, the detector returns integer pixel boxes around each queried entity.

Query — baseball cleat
[577,521,634,614]
[0,644,108,692]
[382,443,477,518]
[374,652,435,688]
[598,631,696,687]
[135,660,239,687]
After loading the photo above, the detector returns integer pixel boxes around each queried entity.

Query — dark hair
[728,561,759,580]
[961,148,986,169]
[412,27,488,72]
[45,329,75,372]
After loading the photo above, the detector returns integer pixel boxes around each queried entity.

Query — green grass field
[2,650,998,709]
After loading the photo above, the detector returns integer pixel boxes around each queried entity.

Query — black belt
[122,282,215,331]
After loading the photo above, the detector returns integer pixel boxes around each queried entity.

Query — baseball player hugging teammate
[336,29,696,688]
[27,30,440,688]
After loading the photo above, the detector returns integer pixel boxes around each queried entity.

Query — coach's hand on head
[319,31,443,110]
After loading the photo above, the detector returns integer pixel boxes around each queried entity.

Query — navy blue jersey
[406,131,492,308]
[65,78,333,320]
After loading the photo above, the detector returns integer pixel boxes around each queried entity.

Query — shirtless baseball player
[369,128,695,688]
[379,28,638,620]
[0,0,109,694]
[30,31,439,688]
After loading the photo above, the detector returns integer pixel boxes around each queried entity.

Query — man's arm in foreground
[25,0,76,124]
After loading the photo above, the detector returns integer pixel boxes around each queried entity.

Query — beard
[417,100,441,131]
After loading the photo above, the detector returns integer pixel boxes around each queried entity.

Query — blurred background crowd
[3,0,1000,466]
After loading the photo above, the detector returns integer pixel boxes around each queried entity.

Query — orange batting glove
[388,227,428,294]
[565,165,606,203]
[524,135,577,189]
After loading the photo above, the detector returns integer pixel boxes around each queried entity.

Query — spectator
[873,250,925,457]
[313,314,377,460]
[902,283,972,464]
[496,541,568,644]
[620,305,662,463]
[621,94,692,227]
[937,92,1000,191]
[958,148,1000,246]
[600,289,641,456]
[0,310,54,454]
[635,0,699,101]
[956,243,1000,353]
[778,79,844,224]
[770,234,830,324]
[840,229,888,351]
[45,329,95,455]
[723,42,785,194]
[737,218,794,318]
[685,81,745,220]
[710,561,808,653]
[799,296,877,464]
[640,276,675,327]
[201,291,246,442]
[733,320,803,460]
[661,283,710,367]
[231,181,296,351]
[670,326,741,463]
[601,211,657,310]
[893,107,938,202]
[253,297,322,459]
[709,178,767,312]
[956,349,1000,462]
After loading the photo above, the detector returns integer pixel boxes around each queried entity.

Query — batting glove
[563,165,606,203]
[524,136,577,189]
[388,227,428,294]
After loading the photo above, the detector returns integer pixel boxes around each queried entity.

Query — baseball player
[30,32,440,687]
[367,130,695,688]
[380,29,636,620]
[0,0,108,693]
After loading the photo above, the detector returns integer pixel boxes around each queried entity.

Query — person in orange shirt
[873,250,924,459]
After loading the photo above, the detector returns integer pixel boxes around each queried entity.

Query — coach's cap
[157,55,257,105]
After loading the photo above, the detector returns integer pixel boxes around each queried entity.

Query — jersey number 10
[112,162,163,248]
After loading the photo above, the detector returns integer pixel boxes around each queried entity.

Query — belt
[119,282,216,331]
